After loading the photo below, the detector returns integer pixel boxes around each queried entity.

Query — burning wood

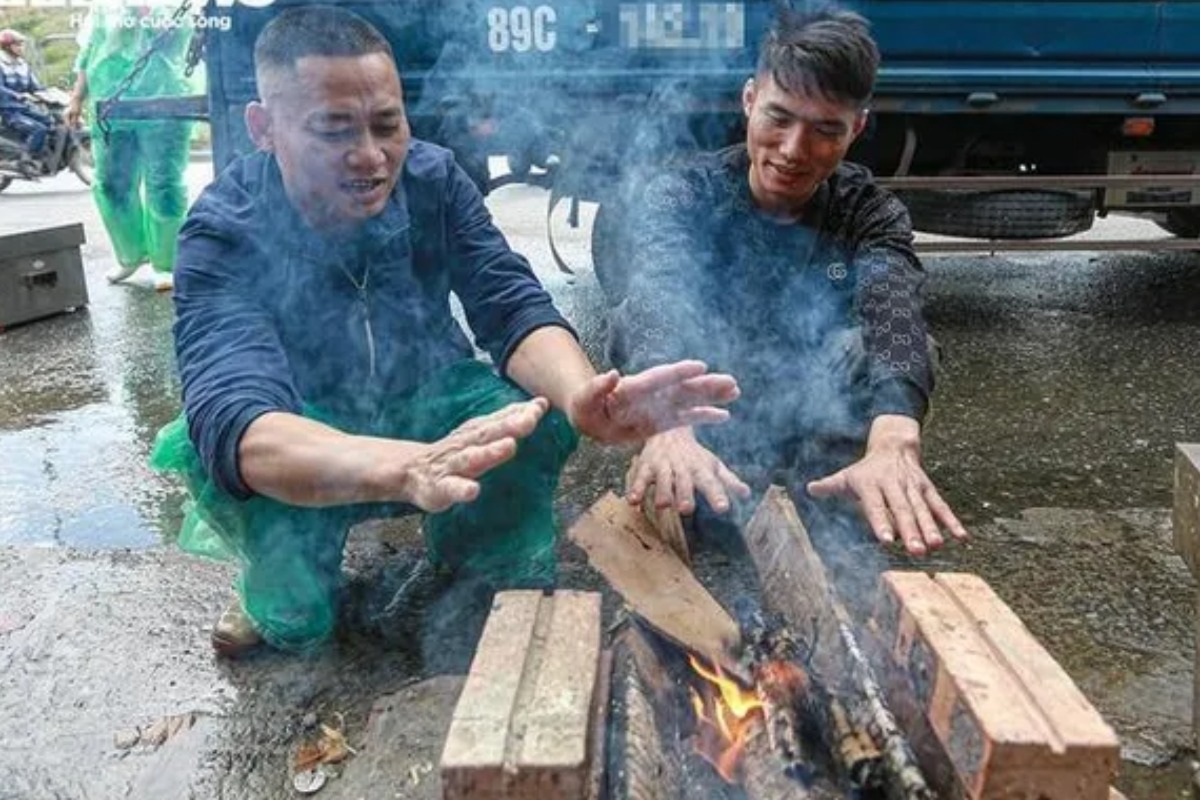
[568,492,745,680]
[569,489,932,798]
[737,610,816,779]
[753,659,809,778]
[741,487,935,800]
[739,711,821,800]
[608,620,683,800]
[740,607,886,792]
[687,651,824,799]
[824,692,884,789]
[834,617,933,800]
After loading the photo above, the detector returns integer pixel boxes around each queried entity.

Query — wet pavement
[0,162,1198,799]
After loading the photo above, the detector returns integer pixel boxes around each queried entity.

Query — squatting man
[152,5,741,658]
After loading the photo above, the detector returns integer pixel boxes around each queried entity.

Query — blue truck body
[196,0,1200,241]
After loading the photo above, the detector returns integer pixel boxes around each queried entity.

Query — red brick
[440,590,603,800]
[874,572,1119,800]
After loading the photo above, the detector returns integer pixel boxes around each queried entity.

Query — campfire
[440,487,1124,800]
[565,489,917,800]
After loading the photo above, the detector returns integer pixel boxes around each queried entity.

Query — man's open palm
[568,360,739,444]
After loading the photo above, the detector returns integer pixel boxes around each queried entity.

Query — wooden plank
[608,621,683,800]
[441,590,602,800]
[935,573,1118,753]
[741,486,845,687]
[1175,444,1200,752]
[1173,443,1200,580]
[568,491,741,674]
[442,591,540,794]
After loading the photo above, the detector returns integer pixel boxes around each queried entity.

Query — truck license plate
[618,2,745,50]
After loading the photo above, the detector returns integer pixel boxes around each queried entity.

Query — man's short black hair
[757,7,880,109]
[254,5,393,75]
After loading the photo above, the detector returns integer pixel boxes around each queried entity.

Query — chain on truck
[103,0,1200,263]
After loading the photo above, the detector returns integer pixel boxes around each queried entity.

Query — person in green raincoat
[66,1,200,291]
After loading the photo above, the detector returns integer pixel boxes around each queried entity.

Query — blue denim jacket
[174,140,573,498]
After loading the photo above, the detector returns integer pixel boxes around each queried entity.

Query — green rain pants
[150,360,579,651]
[91,119,193,272]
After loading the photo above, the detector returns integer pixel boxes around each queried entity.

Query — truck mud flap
[896,189,1094,240]
[1158,209,1200,239]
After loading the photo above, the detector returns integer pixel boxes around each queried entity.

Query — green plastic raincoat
[74,3,201,272]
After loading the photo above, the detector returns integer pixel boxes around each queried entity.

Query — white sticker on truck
[488,5,558,53]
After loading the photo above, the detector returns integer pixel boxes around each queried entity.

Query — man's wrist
[866,414,921,453]
[648,424,696,447]
[357,437,422,505]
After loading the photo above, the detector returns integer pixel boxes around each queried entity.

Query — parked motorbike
[0,87,93,193]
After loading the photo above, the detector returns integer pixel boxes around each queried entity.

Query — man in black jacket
[607,9,966,567]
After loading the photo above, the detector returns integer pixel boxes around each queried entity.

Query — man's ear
[244,101,273,152]
[851,108,870,140]
[742,78,756,118]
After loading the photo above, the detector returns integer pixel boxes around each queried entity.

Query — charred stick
[740,713,814,800]
[742,610,816,776]
[835,620,934,800]
[823,691,884,789]
[754,661,808,777]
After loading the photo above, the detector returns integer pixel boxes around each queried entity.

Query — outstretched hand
[568,360,739,444]
[625,426,751,514]
[398,397,548,513]
[806,415,967,556]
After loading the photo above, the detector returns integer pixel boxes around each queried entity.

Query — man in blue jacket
[0,29,50,166]
[154,5,739,658]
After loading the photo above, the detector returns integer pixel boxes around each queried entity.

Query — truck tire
[1157,208,1200,238]
[897,189,1095,240]
[0,176,10,193]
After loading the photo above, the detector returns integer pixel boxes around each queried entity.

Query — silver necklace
[337,260,376,379]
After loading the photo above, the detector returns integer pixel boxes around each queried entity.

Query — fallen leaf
[293,718,356,772]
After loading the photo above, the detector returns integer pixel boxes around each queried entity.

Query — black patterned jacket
[608,144,932,425]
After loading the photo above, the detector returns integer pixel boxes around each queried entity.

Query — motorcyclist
[0,28,51,164]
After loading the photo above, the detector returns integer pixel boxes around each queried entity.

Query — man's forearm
[238,411,423,507]
[504,325,596,415]
[71,70,87,99]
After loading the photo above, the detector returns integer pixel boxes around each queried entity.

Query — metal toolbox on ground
[0,223,89,330]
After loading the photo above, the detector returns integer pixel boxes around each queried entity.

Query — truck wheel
[0,176,10,193]
[591,201,631,305]
[1157,208,1200,238]
[897,189,1095,239]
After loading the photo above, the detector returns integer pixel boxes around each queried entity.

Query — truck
[124,0,1200,267]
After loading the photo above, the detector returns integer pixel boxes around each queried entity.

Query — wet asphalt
[0,161,1198,799]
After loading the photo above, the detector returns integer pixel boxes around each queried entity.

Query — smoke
[390,1,897,592]
[197,0,900,602]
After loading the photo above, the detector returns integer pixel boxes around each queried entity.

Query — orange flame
[687,654,763,783]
